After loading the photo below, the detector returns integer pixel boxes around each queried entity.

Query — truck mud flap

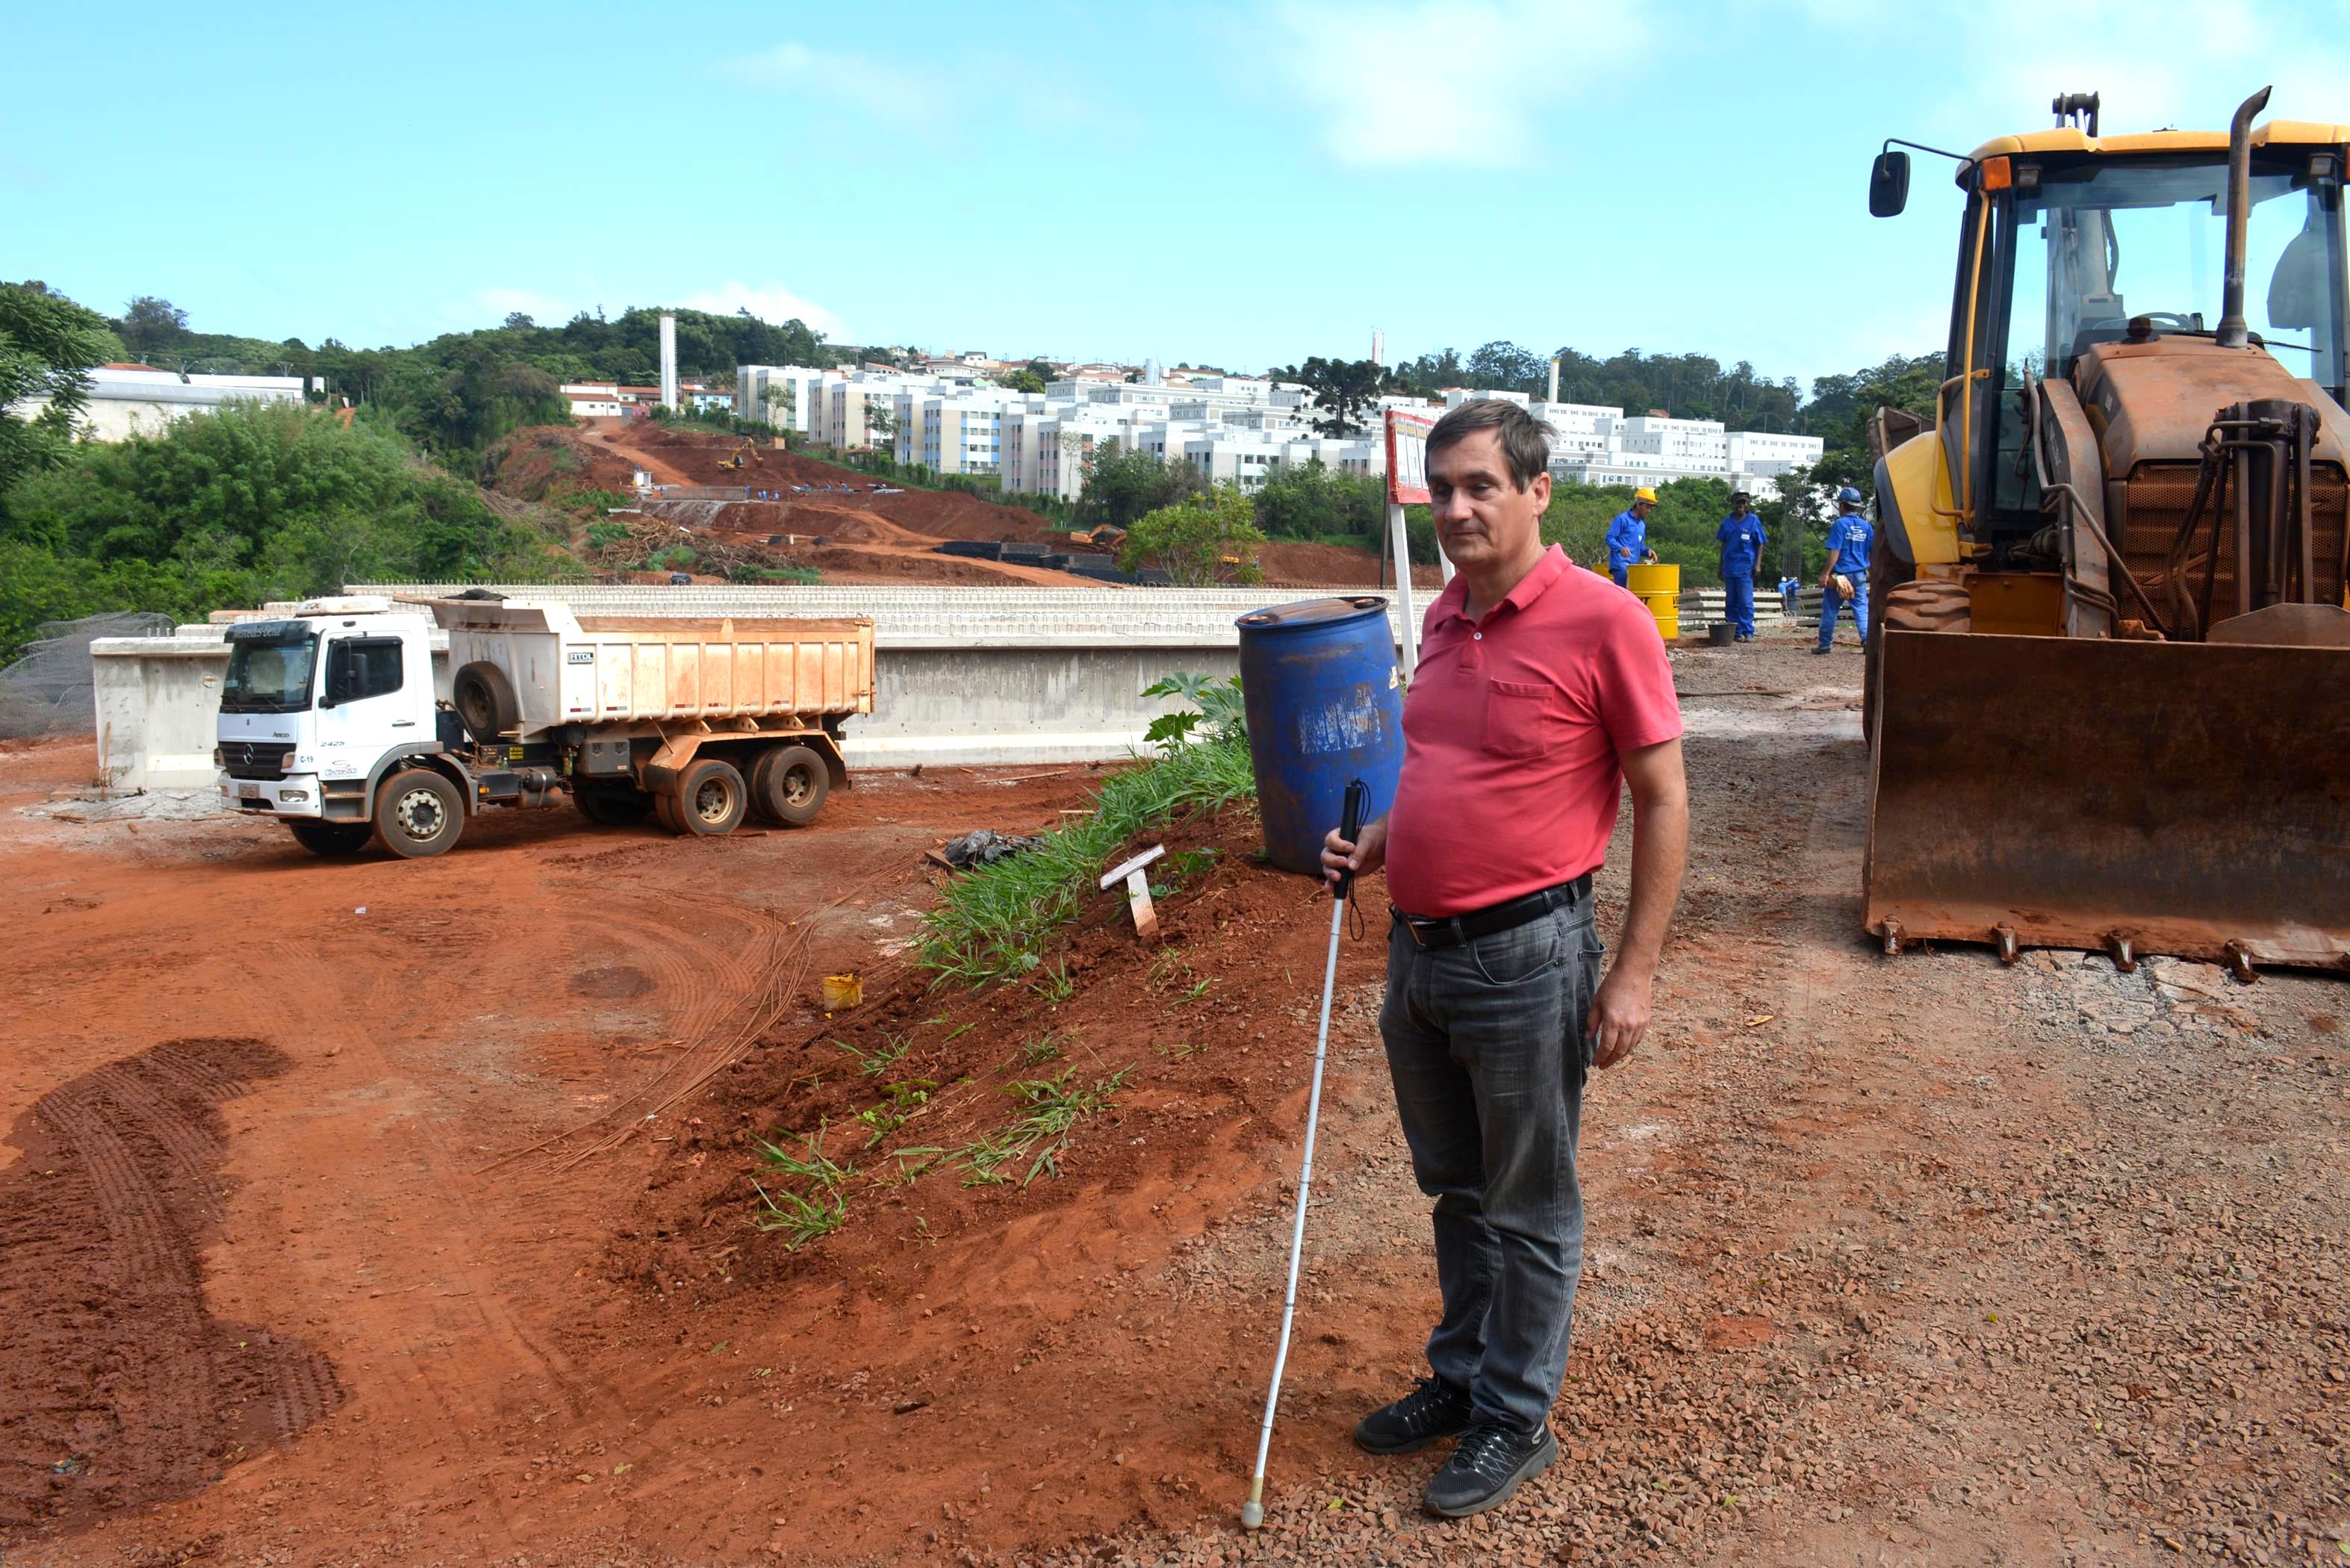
[1864,630,2350,972]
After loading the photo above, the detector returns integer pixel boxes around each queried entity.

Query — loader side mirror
[1869,150,1911,217]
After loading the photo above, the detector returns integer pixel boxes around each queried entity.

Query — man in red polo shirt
[1322,399,1688,1518]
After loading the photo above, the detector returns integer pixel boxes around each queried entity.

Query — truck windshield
[2005,152,2347,392]
[222,626,319,713]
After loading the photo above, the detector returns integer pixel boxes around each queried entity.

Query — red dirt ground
[8,643,2346,1568]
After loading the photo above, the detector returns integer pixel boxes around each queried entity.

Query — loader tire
[373,768,464,859]
[1865,578,1971,748]
[674,759,748,837]
[453,661,520,741]
[749,744,829,827]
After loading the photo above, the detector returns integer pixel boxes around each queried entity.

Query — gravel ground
[1028,641,2350,1568]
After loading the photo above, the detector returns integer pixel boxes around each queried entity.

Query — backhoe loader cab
[1861,90,2350,977]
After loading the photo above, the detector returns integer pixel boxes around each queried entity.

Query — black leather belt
[1393,874,1593,949]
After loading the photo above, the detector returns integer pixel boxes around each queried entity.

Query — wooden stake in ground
[1098,844,1166,942]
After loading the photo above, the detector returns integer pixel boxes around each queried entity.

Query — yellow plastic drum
[1626,563,1680,640]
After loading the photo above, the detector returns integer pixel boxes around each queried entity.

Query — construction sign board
[1384,408,1435,505]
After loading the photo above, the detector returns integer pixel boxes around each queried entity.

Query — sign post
[1384,408,1437,676]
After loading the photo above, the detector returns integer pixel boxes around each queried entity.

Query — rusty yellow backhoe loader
[1864,87,2350,979]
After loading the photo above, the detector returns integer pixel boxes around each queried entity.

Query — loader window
[1990,152,2349,517]
[2007,157,2343,386]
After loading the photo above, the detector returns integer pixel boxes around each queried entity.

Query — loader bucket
[1863,630,2350,973]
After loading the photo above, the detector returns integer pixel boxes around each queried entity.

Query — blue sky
[7,0,2349,393]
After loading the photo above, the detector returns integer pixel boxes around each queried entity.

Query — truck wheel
[453,662,520,742]
[575,785,655,827]
[673,758,747,836]
[287,821,374,857]
[374,768,464,859]
[750,744,830,826]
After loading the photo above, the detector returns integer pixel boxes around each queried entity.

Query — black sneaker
[1422,1419,1558,1517]
[1352,1375,1473,1455]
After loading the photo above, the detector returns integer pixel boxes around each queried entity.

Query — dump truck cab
[216,598,443,826]
[1862,92,2350,976]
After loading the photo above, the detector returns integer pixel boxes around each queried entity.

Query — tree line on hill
[0,283,573,660]
[96,290,847,477]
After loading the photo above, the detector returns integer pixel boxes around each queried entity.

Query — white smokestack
[1547,355,1559,405]
[659,313,679,410]
[1371,328,1385,367]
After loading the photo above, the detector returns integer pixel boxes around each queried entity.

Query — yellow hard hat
[1633,487,1658,504]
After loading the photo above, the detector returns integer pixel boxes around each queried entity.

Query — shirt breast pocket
[1482,679,1564,759]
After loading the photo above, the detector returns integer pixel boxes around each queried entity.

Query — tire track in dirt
[0,1038,343,1534]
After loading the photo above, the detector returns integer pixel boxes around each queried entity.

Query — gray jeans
[1378,896,1601,1434]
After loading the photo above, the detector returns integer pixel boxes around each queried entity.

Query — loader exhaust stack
[2217,86,2273,349]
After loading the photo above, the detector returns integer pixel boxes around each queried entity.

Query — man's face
[1632,500,1653,520]
[1429,430,1548,571]
[1731,502,1748,519]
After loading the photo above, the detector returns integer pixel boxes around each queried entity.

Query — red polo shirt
[1384,546,1682,918]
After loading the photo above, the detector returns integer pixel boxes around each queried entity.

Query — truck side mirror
[1869,150,1910,217]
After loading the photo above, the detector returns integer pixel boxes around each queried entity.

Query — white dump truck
[215,595,875,858]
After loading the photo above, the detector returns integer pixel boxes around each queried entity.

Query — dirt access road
[3,638,2347,1568]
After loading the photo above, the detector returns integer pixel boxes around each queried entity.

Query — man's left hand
[1585,965,1653,1068]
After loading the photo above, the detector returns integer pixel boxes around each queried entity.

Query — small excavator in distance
[1863,87,2350,979]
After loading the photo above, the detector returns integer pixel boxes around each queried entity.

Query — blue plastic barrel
[1234,597,1405,875]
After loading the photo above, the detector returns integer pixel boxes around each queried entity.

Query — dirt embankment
[503,420,1426,589]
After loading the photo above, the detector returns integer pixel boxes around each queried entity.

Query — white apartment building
[560,382,627,418]
[736,364,834,434]
[1440,389,1822,497]
[8,364,311,441]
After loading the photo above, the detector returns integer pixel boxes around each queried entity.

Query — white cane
[1242,777,1370,1531]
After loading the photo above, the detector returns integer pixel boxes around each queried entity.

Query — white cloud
[1268,0,1647,169]
[1813,0,2350,143]
[718,41,938,124]
[677,281,841,337]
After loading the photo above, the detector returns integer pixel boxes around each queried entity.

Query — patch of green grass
[916,731,1255,986]
[752,1124,854,1188]
[748,1124,854,1246]
[836,1032,911,1077]
[948,1065,1132,1188]
[748,1181,847,1246]
[1017,1030,1071,1067]
[1031,957,1075,1004]
[853,1079,936,1148]
[727,562,822,585]
[942,1021,974,1042]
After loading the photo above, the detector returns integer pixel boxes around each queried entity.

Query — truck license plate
[237,783,260,800]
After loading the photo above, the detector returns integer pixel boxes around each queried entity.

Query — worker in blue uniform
[1713,491,1767,641]
[1813,485,1874,653]
[1604,488,1659,587]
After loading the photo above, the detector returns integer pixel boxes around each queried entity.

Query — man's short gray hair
[1426,400,1555,492]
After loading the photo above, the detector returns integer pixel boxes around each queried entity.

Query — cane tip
[1240,1500,1264,1531]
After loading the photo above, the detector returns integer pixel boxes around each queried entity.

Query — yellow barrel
[1626,563,1680,639]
